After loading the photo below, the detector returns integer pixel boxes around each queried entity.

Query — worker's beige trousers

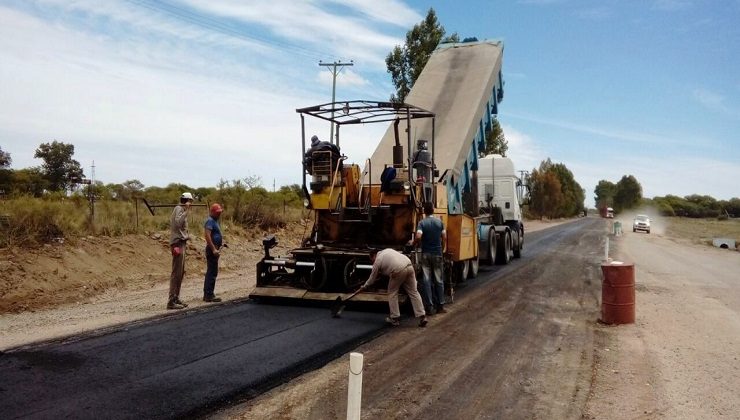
[387,265,426,318]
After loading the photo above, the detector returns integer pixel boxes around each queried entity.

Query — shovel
[330,287,364,318]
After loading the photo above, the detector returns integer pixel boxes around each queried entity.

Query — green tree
[481,118,508,157]
[550,162,585,216]
[613,175,642,212]
[0,147,11,195]
[0,146,10,168]
[107,179,145,201]
[724,197,740,217]
[527,159,584,218]
[122,179,145,197]
[386,8,459,103]
[10,167,47,196]
[594,180,616,209]
[529,168,563,219]
[34,141,84,192]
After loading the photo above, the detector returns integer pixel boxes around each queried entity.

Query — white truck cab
[477,154,525,222]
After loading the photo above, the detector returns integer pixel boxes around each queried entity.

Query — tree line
[594,175,738,218]
[0,142,304,233]
[527,158,585,219]
[593,176,643,213]
[648,195,740,218]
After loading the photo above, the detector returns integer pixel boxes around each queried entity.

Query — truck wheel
[468,255,479,279]
[496,231,511,265]
[485,227,497,265]
[452,261,468,283]
[513,228,523,259]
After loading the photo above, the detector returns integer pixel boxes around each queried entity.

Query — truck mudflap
[249,286,399,303]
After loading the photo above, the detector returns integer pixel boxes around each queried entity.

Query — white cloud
[177,0,407,68]
[652,0,694,11]
[325,0,422,26]
[317,68,369,88]
[503,112,697,146]
[0,3,401,189]
[501,124,545,173]
[517,0,567,5]
[693,88,740,118]
[575,7,612,20]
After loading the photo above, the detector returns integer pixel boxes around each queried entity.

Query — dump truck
[251,40,527,303]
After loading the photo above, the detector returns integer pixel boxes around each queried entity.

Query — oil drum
[600,261,635,324]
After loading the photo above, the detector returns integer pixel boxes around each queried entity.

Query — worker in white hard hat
[167,192,194,309]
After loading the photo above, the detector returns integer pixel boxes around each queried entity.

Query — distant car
[633,215,651,233]
[606,207,614,218]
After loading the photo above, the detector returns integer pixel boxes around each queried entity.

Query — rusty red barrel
[600,261,635,324]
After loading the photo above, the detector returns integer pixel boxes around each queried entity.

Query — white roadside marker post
[605,237,610,262]
[347,352,364,420]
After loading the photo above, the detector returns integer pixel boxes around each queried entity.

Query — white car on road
[633,215,651,233]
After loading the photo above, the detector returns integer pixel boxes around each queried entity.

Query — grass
[665,217,740,246]
[0,195,304,247]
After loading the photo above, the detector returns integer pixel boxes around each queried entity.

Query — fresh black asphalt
[0,218,596,419]
[0,302,384,419]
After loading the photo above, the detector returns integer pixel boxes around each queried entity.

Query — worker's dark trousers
[169,242,186,302]
[204,247,220,298]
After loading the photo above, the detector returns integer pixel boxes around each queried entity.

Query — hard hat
[180,192,194,200]
[210,203,223,214]
[311,135,320,146]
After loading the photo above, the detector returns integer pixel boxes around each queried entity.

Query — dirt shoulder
[583,217,740,419]
[0,222,306,350]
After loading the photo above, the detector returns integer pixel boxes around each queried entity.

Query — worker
[303,134,342,176]
[167,192,193,310]
[412,139,434,201]
[414,201,447,314]
[203,203,224,303]
[412,139,432,182]
[359,248,428,327]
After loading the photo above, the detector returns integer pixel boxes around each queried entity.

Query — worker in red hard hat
[203,203,225,303]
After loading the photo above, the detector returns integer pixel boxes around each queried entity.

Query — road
[1,217,603,419]
[0,301,384,419]
[220,217,605,419]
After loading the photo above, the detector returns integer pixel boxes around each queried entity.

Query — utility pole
[90,161,96,219]
[319,60,353,143]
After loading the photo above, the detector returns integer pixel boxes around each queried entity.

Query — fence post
[346,352,363,420]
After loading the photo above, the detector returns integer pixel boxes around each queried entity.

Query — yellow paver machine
[251,41,525,303]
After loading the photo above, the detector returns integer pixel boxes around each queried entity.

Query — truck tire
[496,231,511,265]
[452,261,468,284]
[468,255,479,279]
[485,227,497,265]
[513,227,523,259]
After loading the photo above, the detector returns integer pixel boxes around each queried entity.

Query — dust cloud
[615,206,667,235]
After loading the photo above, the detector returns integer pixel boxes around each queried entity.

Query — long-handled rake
[330,288,363,318]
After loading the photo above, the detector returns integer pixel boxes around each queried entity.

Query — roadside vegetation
[594,174,739,220]
[666,217,740,246]
[0,183,304,248]
[647,195,740,218]
[0,144,304,247]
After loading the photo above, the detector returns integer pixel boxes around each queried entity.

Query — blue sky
[1,0,738,205]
